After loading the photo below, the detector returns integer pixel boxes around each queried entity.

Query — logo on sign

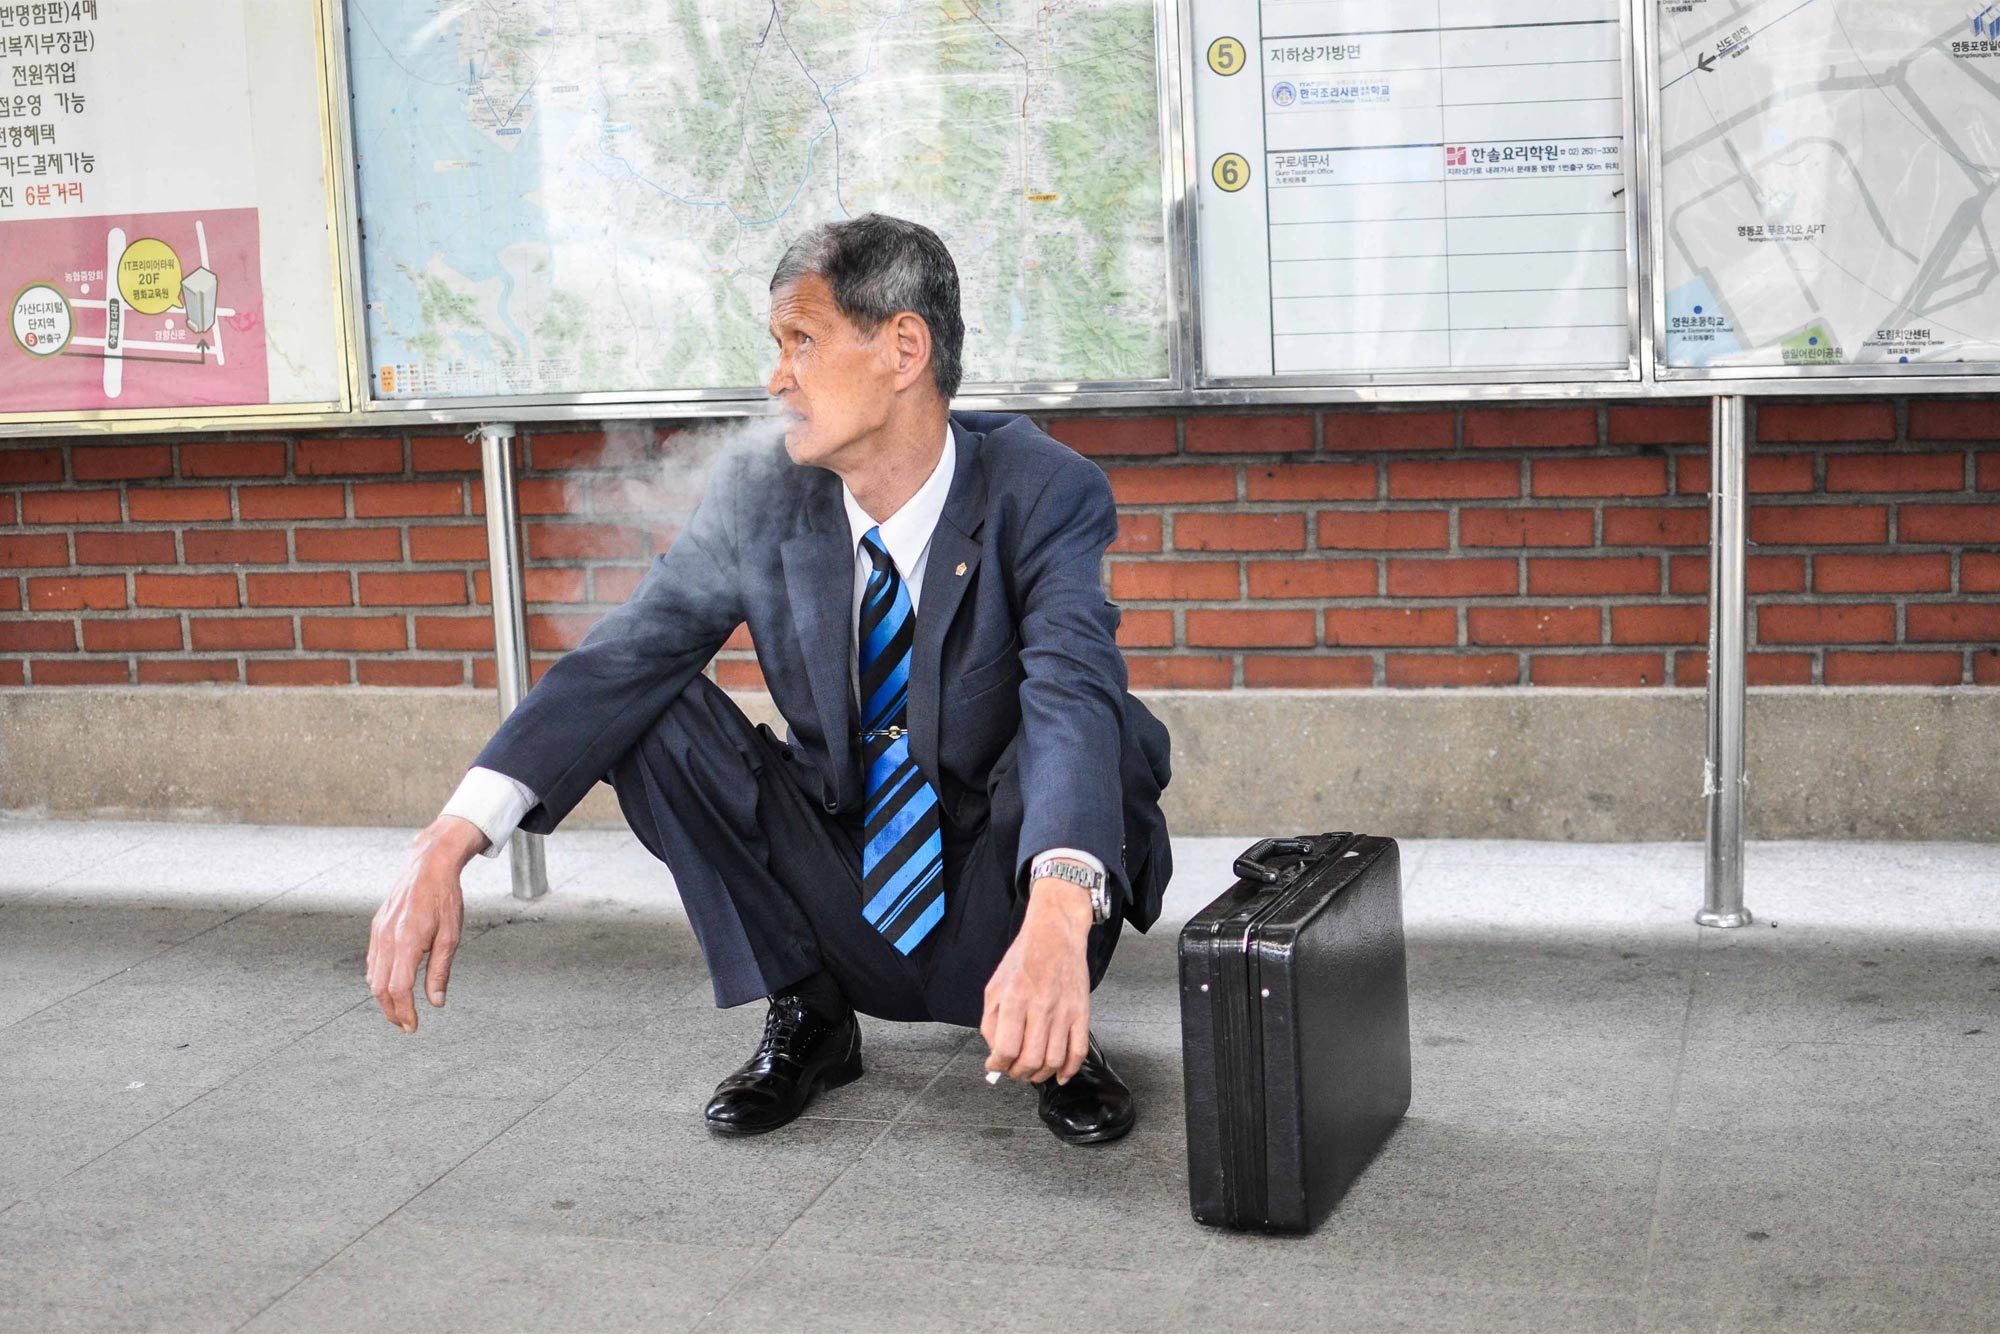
[1271,81,1296,107]
[1976,4,1996,36]
[1446,145,1467,167]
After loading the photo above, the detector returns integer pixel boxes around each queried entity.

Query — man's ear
[888,311,933,393]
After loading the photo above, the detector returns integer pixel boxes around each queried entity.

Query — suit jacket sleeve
[468,454,747,836]
[1009,457,1132,910]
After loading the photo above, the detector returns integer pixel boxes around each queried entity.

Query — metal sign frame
[5,0,1999,441]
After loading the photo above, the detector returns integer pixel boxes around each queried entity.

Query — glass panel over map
[344,0,1169,401]
[1657,1,2000,369]
[1191,0,1632,380]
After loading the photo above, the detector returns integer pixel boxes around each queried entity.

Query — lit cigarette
[984,1069,1004,1085]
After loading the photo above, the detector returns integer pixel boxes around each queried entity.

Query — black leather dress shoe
[1037,1036,1136,1145]
[704,992,863,1136]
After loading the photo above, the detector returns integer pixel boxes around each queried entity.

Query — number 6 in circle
[1211,153,1250,193]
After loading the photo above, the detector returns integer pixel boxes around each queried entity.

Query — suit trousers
[604,675,1123,1027]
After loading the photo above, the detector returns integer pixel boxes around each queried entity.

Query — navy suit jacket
[471,409,1175,931]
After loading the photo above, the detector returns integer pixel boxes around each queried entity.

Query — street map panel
[345,0,1169,400]
[1658,0,2000,368]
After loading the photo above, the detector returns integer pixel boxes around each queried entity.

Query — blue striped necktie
[857,527,946,953]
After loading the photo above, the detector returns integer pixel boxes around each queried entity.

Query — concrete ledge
[2,686,1995,840]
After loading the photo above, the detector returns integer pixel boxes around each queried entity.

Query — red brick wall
[2,398,1996,689]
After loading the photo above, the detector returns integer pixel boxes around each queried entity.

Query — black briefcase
[1179,832,1411,1233]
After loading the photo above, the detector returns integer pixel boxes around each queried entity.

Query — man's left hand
[981,877,1093,1085]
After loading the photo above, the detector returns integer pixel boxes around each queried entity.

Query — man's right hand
[365,816,482,1033]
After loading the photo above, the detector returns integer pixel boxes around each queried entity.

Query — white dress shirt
[441,419,1102,886]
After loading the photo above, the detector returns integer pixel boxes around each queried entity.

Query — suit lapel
[909,419,987,790]
[779,474,860,809]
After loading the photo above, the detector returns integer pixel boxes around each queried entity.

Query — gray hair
[770,213,965,400]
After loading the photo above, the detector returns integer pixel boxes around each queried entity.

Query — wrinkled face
[764,273,896,468]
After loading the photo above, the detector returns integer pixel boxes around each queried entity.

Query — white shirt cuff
[1032,846,1106,878]
[440,765,538,859]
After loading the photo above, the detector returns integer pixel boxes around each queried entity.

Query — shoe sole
[1046,1108,1137,1146]
[704,1034,865,1138]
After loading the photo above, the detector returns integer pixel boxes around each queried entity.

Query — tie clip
[858,726,908,740]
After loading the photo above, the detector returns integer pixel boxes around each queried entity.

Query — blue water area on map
[1663,277,1742,367]
[346,2,559,378]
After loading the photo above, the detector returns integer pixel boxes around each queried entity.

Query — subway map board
[1657,1,2000,369]
[1191,0,1633,380]
[344,0,1170,401]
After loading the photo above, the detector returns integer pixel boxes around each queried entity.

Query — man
[366,213,1173,1145]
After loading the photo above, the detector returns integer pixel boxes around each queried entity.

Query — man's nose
[764,358,788,397]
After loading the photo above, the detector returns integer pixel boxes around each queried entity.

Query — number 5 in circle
[1212,153,1250,193]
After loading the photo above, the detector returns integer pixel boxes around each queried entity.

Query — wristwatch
[1031,855,1112,925]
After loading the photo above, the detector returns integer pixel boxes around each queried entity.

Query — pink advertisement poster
[1,207,270,412]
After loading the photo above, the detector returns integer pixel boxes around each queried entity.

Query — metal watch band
[1031,856,1111,924]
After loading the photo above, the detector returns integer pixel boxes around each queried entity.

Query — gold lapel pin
[955,561,967,577]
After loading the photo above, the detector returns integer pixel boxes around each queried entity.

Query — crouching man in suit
[365,213,1173,1145]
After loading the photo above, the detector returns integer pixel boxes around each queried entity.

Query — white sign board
[0,1,345,417]
[1192,0,1632,380]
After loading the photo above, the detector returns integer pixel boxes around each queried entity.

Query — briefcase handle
[1233,833,1349,884]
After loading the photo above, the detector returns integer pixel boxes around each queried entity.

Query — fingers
[366,913,423,1033]
[984,992,1025,1078]
[1031,1016,1069,1086]
[979,982,1001,1056]
[424,929,458,1008]
[1057,1007,1090,1084]
[385,953,419,1032]
[1009,1006,1052,1081]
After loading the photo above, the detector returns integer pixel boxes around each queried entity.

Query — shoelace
[759,997,809,1054]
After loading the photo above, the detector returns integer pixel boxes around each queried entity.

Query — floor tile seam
[688,1118,908,1333]
[1177,1257,1657,1307]
[278,839,418,897]
[19,834,160,891]
[1,948,532,1224]
[1635,920,1705,1308]
[693,1030,985,1326]
[224,1007,651,1333]
[224,1094,552,1334]
[1154,1228,1226,1323]
[1677,1040,2000,1052]
[700,1237,1212,1279]
[712,1240,1209,1283]
[0,1076,231,1222]
[0,880,352,1033]
[879,1031,978,1133]
[0,989,408,1220]
[41,837,373,900]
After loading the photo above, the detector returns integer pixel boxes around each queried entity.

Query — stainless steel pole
[1700,396,1752,928]
[477,423,548,903]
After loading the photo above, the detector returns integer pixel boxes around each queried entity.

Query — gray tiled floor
[1,819,1996,1333]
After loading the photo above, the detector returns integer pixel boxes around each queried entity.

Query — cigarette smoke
[550,412,791,563]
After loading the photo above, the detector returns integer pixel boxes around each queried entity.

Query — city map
[1658,0,2000,367]
[345,0,1169,399]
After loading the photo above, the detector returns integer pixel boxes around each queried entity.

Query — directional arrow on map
[196,340,208,365]
[1696,50,1717,74]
